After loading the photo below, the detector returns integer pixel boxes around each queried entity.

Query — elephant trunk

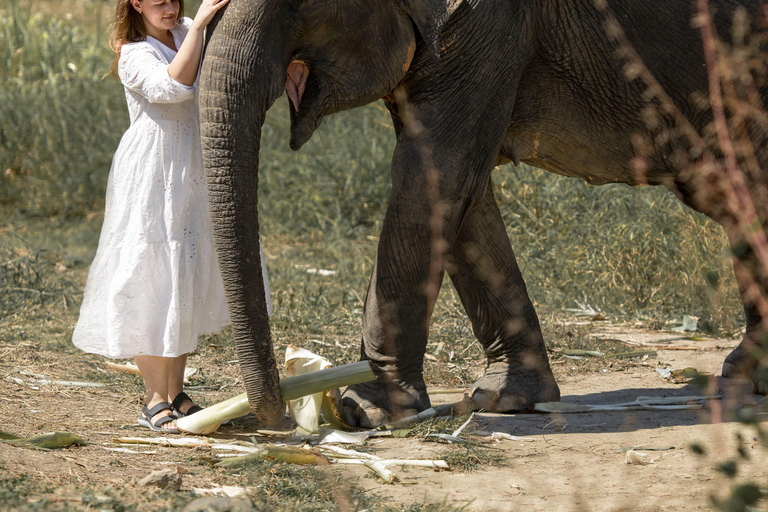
[199,5,289,425]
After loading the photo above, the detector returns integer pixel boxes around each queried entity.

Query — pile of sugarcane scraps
[111,436,448,484]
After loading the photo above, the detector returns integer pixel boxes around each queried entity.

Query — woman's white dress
[73,18,270,359]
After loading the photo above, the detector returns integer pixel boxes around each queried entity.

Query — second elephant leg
[669,172,768,395]
[342,207,441,426]
[448,181,560,411]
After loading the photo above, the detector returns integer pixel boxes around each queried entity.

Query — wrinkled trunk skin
[199,3,289,425]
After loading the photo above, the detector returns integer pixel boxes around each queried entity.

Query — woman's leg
[168,354,187,399]
[167,354,197,414]
[134,355,177,429]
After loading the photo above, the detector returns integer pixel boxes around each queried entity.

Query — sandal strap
[145,401,174,418]
[171,392,193,411]
[187,404,204,415]
[151,414,176,429]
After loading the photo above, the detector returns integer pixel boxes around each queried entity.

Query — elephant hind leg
[669,168,768,395]
[448,180,560,411]
[721,273,768,394]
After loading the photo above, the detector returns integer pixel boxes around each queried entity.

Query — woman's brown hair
[109,0,185,78]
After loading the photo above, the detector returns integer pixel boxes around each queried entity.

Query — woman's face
[131,0,180,34]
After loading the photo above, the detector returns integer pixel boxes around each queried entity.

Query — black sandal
[171,392,204,417]
[137,402,180,433]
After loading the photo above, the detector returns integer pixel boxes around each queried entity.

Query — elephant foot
[722,334,768,395]
[342,380,390,428]
[342,373,431,428]
[471,360,561,412]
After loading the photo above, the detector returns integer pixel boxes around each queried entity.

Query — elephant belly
[509,125,639,186]
[506,67,693,186]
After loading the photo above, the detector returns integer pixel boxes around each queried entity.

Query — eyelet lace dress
[73,18,271,359]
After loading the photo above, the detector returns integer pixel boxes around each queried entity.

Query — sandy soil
[0,329,766,511]
[359,341,767,512]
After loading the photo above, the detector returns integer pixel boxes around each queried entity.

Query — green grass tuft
[438,446,507,473]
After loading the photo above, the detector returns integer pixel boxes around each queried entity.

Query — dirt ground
[1,327,766,512]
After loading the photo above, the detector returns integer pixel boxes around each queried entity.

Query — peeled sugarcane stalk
[363,461,400,483]
[115,436,261,453]
[116,436,217,448]
[533,395,715,413]
[215,445,331,467]
[106,362,197,383]
[383,397,476,429]
[175,393,249,435]
[336,459,450,469]
[105,362,141,375]
[315,445,449,469]
[176,360,375,435]
[13,370,105,389]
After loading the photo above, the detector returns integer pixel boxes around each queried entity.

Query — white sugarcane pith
[176,360,375,435]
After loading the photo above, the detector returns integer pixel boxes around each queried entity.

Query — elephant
[199,0,768,427]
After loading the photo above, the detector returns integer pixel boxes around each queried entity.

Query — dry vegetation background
[1,0,765,511]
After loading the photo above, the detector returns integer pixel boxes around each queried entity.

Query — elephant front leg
[448,181,560,411]
[342,211,437,427]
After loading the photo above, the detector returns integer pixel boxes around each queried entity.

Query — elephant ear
[399,0,464,58]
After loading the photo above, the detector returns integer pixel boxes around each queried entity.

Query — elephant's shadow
[216,381,762,438]
[475,380,762,436]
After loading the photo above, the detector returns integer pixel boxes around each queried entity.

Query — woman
[73,0,271,433]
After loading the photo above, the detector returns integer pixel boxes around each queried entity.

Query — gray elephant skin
[199,0,768,427]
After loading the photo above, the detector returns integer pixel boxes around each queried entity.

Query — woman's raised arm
[168,0,229,86]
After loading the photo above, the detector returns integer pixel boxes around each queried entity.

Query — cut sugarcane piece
[0,430,22,441]
[176,393,249,435]
[363,461,400,483]
[335,459,450,469]
[115,436,261,453]
[317,445,450,469]
[4,431,88,449]
[215,445,331,467]
[533,395,717,413]
[383,397,476,429]
[106,362,197,383]
[176,360,375,435]
[280,360,375,401]
[105,362,141,375]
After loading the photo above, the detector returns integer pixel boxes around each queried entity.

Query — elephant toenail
[496,394,528,412]
[470,389,497,411]
[358,407,389,428]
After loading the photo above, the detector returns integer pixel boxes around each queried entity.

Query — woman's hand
[168,0,230,85]
[191,0,230,30]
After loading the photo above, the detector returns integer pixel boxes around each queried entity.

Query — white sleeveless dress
[73,18,271,359]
